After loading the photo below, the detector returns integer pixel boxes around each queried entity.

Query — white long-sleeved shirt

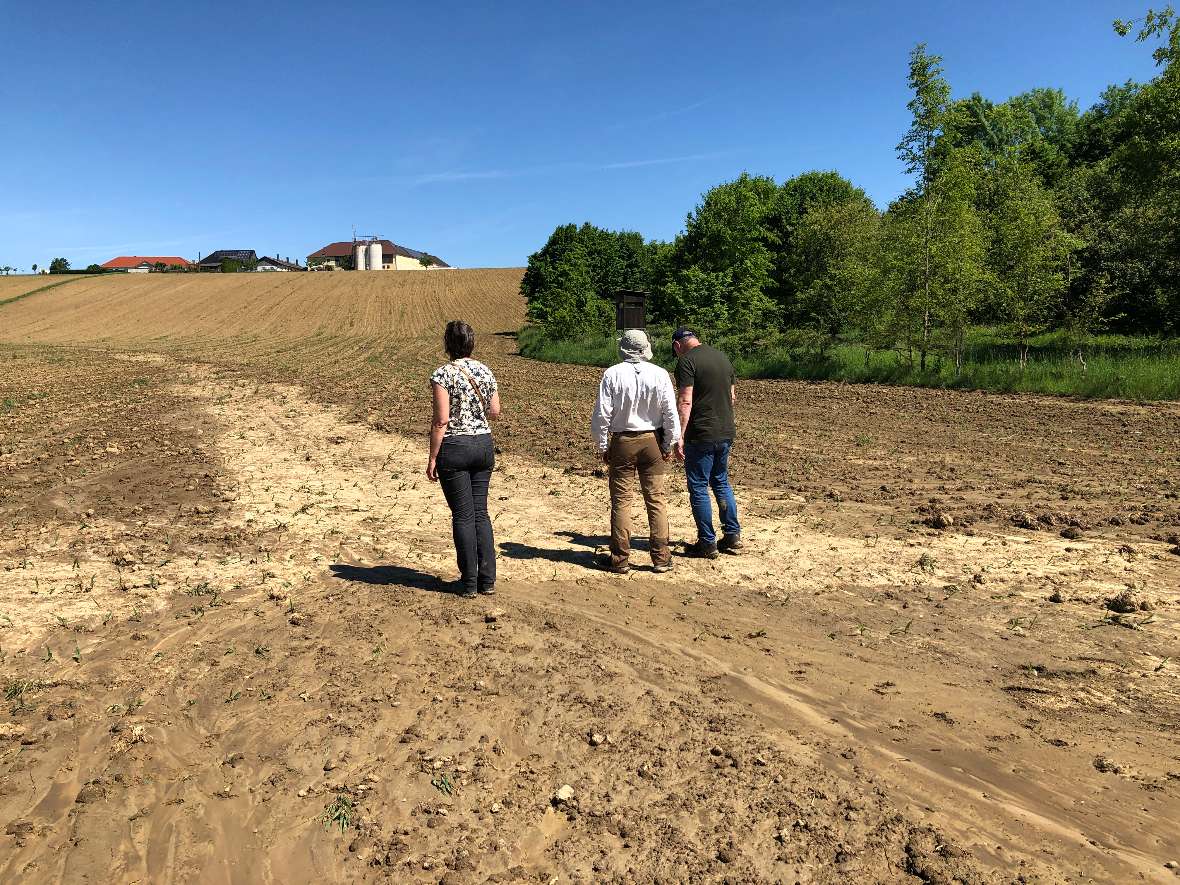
[590,360,682,453]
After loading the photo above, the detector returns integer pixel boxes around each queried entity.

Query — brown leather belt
[615,430,655,437]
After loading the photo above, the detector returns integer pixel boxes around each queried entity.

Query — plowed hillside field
[0,275,83,305]
[0,269,525,343]
[1,270,1178,884]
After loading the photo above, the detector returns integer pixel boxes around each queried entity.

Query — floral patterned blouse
[430,358,498,437]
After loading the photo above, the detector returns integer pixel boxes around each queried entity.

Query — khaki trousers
[607,431,670,568]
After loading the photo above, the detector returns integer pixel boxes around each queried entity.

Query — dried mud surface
[1,273,1179,884]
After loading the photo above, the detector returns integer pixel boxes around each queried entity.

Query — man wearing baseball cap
[671,328,741,558]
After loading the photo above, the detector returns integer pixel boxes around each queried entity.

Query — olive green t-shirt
[675,344,736,443]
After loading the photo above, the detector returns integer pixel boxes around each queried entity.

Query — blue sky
[0,0,1161,270]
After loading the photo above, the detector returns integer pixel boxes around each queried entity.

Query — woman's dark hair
[444,320,475,360]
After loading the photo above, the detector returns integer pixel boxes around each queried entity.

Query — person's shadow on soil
[554,530,608,549]
[553,530,650,554]
[498,542,600,569]
[329,563,451,594]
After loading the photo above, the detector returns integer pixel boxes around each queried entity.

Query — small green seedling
[321,795,356,833]
[431,772,455,795]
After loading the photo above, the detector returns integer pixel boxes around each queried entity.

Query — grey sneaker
[718,534,743,554]
[652,563,673,574]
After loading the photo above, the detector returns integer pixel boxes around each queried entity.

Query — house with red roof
[101,256,192,273]
[306,240,449,271]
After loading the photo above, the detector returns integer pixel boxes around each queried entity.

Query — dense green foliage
[49,257,70,274]
[219,258,257,273]
[520,223,652,338]
[521,9,1180,382]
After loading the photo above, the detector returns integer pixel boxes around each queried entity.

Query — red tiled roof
[102,256,191,269]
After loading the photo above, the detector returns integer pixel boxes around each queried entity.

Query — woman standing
[427,320,501,597]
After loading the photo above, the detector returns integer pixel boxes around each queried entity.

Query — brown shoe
[601,556,630,575]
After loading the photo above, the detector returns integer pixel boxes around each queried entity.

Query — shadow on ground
[555,530,609,549]
[498,541,600,568]
[329,562,452,594]
[554,530,651,553]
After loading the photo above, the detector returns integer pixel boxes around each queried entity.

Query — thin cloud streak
[0,207,88,226]
[601,151,730,170]
[411,169,516,185]
[604,99,711,132]
[410,151,731,186]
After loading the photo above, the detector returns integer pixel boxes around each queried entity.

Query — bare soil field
[0,275,82,306]
[0,272,1177,884]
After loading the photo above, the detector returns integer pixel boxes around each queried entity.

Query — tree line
[522,10,1180,370]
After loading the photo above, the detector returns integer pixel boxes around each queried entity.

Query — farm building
[255,255,304,272]
[307,240,450,271]
[101,256,191,273]
[197,250,258,272]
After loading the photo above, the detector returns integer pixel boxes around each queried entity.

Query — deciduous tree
[987,156,1077,365]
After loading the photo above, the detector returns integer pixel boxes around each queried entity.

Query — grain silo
[355,242,368,270]
[367,241,383,271]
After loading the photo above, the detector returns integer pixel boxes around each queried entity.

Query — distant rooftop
[307,240,449,267]
[199,250,257,266]
[101,255,191,269]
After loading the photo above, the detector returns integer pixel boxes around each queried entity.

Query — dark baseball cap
[671,327,697,343]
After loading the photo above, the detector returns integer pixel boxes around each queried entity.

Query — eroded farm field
[0,273,1178,884]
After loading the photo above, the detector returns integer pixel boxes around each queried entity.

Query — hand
[662,450,672,462]
[426,458,438,482]
[674,441,685,462]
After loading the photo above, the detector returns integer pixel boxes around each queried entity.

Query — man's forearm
[591,389,612,452]
[591,417,610,453]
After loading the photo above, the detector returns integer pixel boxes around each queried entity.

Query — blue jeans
[683,440,740,545]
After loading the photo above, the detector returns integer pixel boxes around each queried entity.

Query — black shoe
[478,585,496,596]
[457,587,477,599]
[683,541,719,559]
[718,534,743,554]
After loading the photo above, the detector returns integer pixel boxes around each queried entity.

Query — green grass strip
[518,325,1180,402]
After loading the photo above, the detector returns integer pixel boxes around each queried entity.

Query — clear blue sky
[0,0,1161,270]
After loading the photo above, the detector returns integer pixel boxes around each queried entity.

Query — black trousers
[437,433,496,592]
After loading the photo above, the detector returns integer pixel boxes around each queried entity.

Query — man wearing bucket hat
[671,327,741,558]
[590,329,681,574]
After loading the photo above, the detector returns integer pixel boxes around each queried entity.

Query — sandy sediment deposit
[1,271,1177,882]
